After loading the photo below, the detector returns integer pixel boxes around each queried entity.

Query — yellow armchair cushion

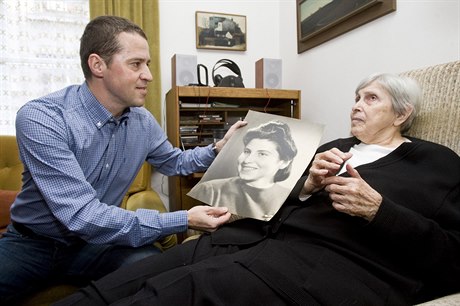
[0,135,23,190]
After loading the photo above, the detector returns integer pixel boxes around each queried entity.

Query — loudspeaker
[255,58,282,89]
[171,54,197,86]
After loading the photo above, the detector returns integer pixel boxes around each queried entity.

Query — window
[0,0,89,135]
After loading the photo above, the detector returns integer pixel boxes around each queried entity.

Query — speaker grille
[266,73,280,88]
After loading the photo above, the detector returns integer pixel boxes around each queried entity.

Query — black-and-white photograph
[195,11,246,51]
[187,110,324,221]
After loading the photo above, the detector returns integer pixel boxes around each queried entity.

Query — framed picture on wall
[297,0,396,53]
[196,11,247,51]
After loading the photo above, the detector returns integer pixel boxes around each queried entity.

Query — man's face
[101,32,152,115]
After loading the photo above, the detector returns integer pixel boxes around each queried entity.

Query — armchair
[401,60,459,305]
[0,135,177,305]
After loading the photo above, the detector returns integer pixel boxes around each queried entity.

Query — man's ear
[87,54,105,78]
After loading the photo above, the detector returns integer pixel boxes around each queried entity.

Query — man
[0,15,245,303]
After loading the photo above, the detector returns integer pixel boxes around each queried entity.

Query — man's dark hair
[80,15,148,79]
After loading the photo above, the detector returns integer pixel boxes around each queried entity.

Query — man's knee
[118,245,162,268]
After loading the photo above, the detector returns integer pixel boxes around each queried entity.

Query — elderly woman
[56,74,460,306]
[189,120,298,220]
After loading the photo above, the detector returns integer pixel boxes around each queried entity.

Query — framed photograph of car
[196,11,247,51]
[297,0,396,53]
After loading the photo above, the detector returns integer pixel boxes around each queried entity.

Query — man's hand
[187,206,232,232]
[301,148,352,196]
[214,120,248,153]
[323,164,382,221]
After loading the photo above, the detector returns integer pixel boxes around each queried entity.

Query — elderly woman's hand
[323,163,382,221]
[301,148,352,196]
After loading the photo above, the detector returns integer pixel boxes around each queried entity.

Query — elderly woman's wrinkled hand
[301,148,352,196]
[323,163,382,221]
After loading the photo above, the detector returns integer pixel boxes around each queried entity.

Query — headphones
[212,59,244,88]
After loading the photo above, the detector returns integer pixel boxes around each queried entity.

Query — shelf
[179,106,291,112]
[176,86,300,100]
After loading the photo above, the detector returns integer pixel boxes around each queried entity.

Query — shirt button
[106,163,109,168]
[96,122,102,127]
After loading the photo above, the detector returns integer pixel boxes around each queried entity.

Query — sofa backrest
[401,60,460,155]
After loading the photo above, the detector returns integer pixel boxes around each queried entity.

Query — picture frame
[195,11,247,51]
[297,0,396,53]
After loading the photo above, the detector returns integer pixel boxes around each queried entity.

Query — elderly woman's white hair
[355,73,422,134]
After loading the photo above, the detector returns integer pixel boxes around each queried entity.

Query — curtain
[89,0,162,123]
[0,0,89,135]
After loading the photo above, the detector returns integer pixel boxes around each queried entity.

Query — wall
[156,0,282,203]
[155,0,460,206]
[159,0,281,118]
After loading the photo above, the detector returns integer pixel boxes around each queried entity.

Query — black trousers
[53,234,294,306]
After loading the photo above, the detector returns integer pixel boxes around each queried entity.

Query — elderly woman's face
[351,81,403,144]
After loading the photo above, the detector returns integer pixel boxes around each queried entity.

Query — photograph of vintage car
[196,11,246,51]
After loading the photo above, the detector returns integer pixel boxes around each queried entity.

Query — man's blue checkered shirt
[12,82,215,247]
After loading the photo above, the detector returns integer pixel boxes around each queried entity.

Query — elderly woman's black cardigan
[210,136,460,305]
